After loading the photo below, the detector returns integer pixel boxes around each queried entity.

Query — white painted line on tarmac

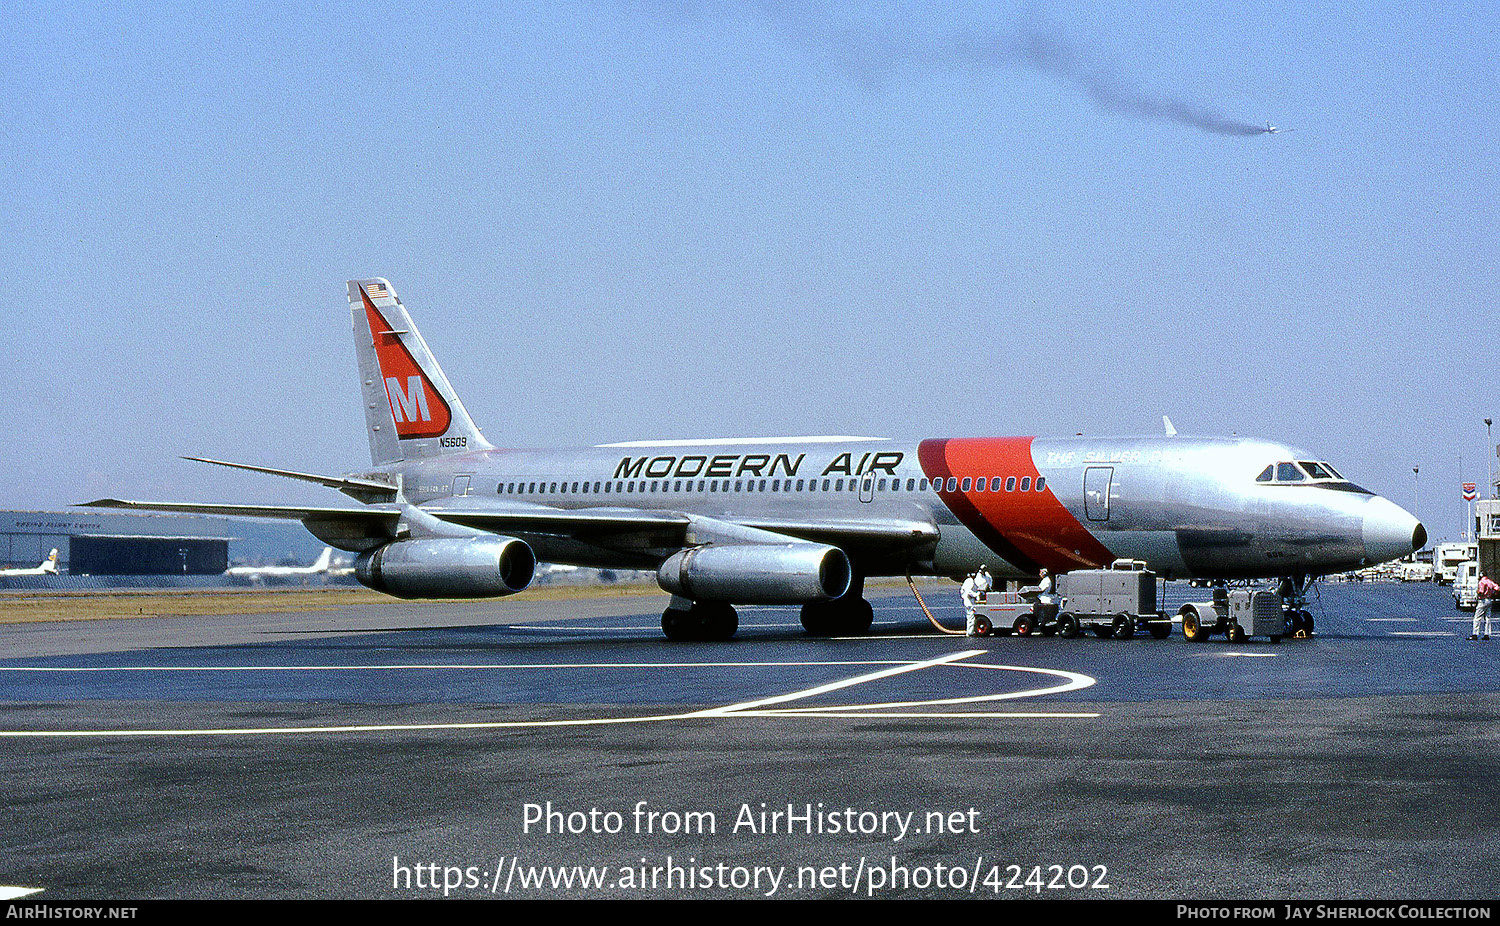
[687,650,987,717]
[698,659,1095,715]
[1212,652,1280,658]
[1365,618,1417,622]
[0,650,1097,737]
[738,710,1100,719]
[0,887,44,899]
[1389,631,1455,637]
[0,713,697,737]
[0,660,915,673]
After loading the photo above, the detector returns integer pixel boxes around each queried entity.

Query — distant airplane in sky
[0,549,59,577]
[1263,122,1293,134]
[87,279,1423,641]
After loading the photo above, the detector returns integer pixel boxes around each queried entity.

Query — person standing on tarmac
[962,572,981,635]
[1473,569,1497,641]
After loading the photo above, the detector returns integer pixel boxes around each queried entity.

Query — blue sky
[2,1,1496,541]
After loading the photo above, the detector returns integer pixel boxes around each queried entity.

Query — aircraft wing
[422,500,937,552]
[82,498,399,522]
[82,498,938,562]
[427,504,688,534]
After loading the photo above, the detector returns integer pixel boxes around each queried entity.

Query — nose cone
[1362,496,1425,565]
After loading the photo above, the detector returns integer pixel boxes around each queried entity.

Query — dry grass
[0,576,946,625]
[0,582,666,624]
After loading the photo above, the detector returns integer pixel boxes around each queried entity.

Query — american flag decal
[366,281,389,299]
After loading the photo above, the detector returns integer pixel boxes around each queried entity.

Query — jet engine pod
[355,537,536,598]
[656,543,852,604]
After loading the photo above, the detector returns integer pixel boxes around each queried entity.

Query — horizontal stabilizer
[182,457,398,503]
[80,498,401,525]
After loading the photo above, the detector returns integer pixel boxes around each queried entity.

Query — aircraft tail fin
[312,547,334,572]
[348,279,493,466]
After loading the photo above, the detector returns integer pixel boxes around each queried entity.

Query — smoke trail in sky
[691,3,1272,137]
[964,27,1270,137]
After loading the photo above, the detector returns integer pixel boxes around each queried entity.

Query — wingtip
[78,498,128,508]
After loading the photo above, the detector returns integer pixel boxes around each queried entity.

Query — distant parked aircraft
[226,547,337,581]
[0,549,59,577]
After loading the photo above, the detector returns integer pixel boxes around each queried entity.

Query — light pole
[1487,418,1493,499]
[1412,466,1420,527]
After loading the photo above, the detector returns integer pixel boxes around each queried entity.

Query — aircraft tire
[848,598,875,635]
[664,603,738,641]
[800,602,834,636]
[662,608,693,641]
[800,598,872,636]
[697,603,738,642]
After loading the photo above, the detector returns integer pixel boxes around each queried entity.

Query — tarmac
[1,580,1496,899]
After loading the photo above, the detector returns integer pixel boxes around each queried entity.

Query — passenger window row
[489,474,1048,496]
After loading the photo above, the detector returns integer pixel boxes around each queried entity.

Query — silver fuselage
[384,435,1421,582]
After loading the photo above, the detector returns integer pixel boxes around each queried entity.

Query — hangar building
[0,510,232,586]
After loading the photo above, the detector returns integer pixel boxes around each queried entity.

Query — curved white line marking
[688,650,984,716]
[0,650,1098,737]
[753,662,1095,713]
[0,660,914,672]
[737,711,1100,719]
[0,887,44,900]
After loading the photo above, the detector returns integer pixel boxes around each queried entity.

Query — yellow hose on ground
[906,575,967,636]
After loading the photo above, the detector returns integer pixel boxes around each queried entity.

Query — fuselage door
[1084,466,1113,522]
[858,472,875,503]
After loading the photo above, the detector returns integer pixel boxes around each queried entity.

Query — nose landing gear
[1277,575,1316,638]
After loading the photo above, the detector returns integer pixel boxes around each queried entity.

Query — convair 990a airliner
[87,279,1424,641]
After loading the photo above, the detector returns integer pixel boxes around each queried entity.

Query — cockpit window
[1257,457,1372,494]
[1276,462,1307,482]
[1299,461,1337,480]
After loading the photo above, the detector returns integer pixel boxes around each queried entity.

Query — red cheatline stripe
[919,437,1113,574]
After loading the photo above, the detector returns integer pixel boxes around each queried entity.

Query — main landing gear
[800,573,874,637]
[799,596,875,637]
[660,578,876,641]
[661,599,738,642]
